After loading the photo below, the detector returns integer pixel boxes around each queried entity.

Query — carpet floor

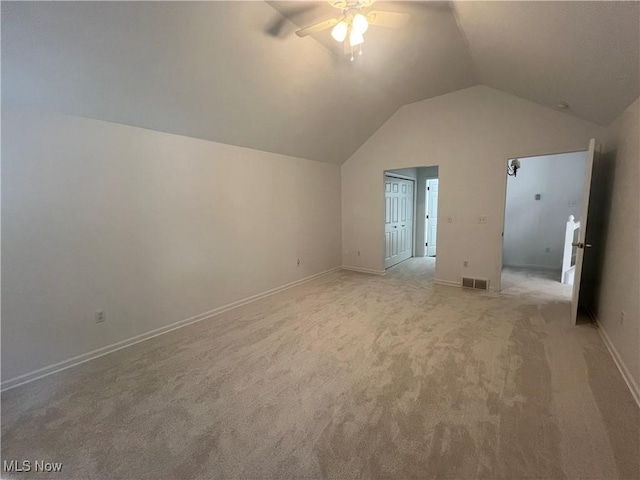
[2,258,638,479]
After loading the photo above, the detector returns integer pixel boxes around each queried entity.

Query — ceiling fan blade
[265,17,288,37]
[366,10,410,28]
[295,17,340,37]
[264,4,319,38]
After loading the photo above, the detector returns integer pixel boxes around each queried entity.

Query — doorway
[383,166,439,275]
[501,150,588,300]
[425,179,439,257]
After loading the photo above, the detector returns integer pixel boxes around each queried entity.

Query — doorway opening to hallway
[500,151,588,301]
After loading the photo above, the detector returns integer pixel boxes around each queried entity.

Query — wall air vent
[462,277,490,290]
[462,277,474,288]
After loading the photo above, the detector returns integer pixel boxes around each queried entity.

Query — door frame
[498,147,590,293]
[383,172,417,266]
[425,178,439,257]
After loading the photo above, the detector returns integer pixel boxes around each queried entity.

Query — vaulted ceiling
[3,1,639,164]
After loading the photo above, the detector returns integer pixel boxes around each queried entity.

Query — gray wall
[2,106,342,383]
[503,152,587,270]
[595,98,640,398]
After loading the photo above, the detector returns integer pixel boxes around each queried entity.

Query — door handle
[401,225,406,227]
[571,242,592,249]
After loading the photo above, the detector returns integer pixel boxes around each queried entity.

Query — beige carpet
[501,265,571,302]
[2,258,638,479]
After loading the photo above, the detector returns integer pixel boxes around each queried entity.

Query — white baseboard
[341,266,386,275]
[597,322,640,408]
[434,279,461,288]
[1,266,342,392]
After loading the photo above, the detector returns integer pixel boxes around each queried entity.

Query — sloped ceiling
[3,1,639,164]
[268,1,477,107]
[2,1,398,164]
[453,1,640,126]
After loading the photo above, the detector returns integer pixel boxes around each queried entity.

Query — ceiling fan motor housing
[331,0,374,10]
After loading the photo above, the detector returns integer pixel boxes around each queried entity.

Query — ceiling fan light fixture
[352,13,369,34]
[349,30,364,47]
[331,20,348,42]
[294,1,411,61]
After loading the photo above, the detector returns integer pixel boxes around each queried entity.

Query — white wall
[1,106,342,382]
[342,85,604,284]
[596,98,639,398]
[503,152,586,270]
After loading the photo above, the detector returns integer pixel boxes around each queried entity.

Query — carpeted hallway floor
[2,258,638,479]
[501,265,572,301]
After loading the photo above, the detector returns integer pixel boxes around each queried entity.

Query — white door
[384,177,414,269]
[425,179,439,257]
[571,138,596,325]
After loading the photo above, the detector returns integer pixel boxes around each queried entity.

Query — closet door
[384,177,414,269]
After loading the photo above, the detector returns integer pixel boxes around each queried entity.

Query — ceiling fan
[294,0,410,60]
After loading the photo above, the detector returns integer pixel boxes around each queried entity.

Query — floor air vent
[462,277,489,290]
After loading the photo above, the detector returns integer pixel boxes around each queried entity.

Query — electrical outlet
[463,260,469,268]
[478,216,488,224]
[447,217,453,223]
[297,259,300,266]
[95,310,106,323]
[358,251,361,256]
[545,247,551,253]
[620,311,625,325]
